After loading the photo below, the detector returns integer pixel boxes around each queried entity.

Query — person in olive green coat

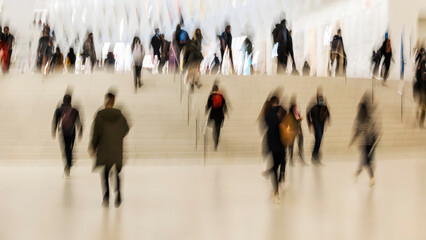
[90,93,129,207]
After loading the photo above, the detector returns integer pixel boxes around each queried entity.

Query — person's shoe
[138,81,142,88]
[115,193,122,208]
[196,83,202,89]
[369,177,375,187]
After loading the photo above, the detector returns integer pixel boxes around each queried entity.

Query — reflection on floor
[1,158,425,240]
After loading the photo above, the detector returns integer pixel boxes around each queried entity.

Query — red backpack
[212,94,223,109]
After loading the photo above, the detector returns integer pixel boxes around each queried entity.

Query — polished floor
[1,158,425,240]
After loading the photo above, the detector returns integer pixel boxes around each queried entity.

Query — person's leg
[133,66,138,90]
[420,108,425,128]
[137,66,142,87]
[312,125,323,163]
[270,151,281,197]
[220,49,225,66]
[115,166,122,207]
[63,135,71,175]
[279,148,286,183]
[213,119,222,150]
[289,145,294,166]
[102,165,111,206]
[229,49,234,72]
[6,49,12,72]
[298,130,305,163]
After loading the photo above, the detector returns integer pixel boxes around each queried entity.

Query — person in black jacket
[184,39,203,91]
[273,20,296,74]
[307,94,330,165]
[329,29,347,76]
[90,93,130,207]
[66,48,76,74]
[220,25,234,72]
[263,96,287,202]
[52,94,83,177]
[206,84,228,150]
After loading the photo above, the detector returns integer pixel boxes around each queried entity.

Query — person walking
[37,27,53,76]
[50,46,64,73]
[160,34,170,74]
[220,25,234,73]
[329,29,347,76]
[66,48,76,74]
[52,94,83,178]
[287,98,307,166]
[82,33,96,73]
[272,20,296,74]
[380,38,393,85]
[307,93,330,165]
[206,84,228,150]
[349,95,381,186]
[151,29,162,74]
[183,39,203,91]
[90,93,130,207]
[1,26,14,72]
[131,37,145,91]
[263,96,287,202]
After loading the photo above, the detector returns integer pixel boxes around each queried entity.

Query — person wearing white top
[131,37,145,91]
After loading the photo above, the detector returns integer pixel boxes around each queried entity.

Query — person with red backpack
[52,94,83,177]
[206,84,228,150]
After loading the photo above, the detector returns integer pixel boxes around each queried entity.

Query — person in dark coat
[329,29,347,76]
[90,93,130,207]
[183,39,203,91]
[37,27,53,75]
[307,93,330,165]
[66,48,76,73]
[52,94,83,177]
[206,84,228,150]
[263,96,287,202]
[220,25,234,72]
[273,20,296,74]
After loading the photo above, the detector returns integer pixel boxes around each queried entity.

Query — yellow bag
[280,113,298,147]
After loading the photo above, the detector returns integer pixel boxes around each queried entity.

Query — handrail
[202,108,211,164]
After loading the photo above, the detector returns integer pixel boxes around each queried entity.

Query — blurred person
[415,48,426,128]
[131,37,145,91]
[193,28,203,51]
[371,49,381,79]
[183,39,203,91]
[90,93,130,208]
[287,97,307,166]
[52,94,83,178]
[302,61,311,76]
[151,28,162,74]
[329,29,347,77]
[105,52,115,73]
[50,46,64,74]
[1,26,14,72]
[240,36,254,75]
[206,84,228,150]
[307,91,330,165]
[66,48,76,73]
[263,96,287,202]
[380,38,393,85]
[0,26,6,72]
[174,24,189,51]
[220,25,234,73]
[160,34,170,74]
[210,54,220,75]
[82,33,96,73]
[37,27,53,76]
[272,20,296,74]
[349,95,381,186]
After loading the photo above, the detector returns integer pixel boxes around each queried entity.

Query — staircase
[0,72,424,165]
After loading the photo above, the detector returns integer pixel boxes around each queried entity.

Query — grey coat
[90,108,129,171]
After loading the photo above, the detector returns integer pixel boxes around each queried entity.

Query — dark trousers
[420,109,425,127]
[382,60,391,82]
[277,55,288,74]
[102,165,121,199]
[357,145,374,177]
[312,124,324,161]
[6,49,12,71]
[270,148,286,193]
[213,118,223,149]
[133,65,142,89]
[63,134,75,169]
